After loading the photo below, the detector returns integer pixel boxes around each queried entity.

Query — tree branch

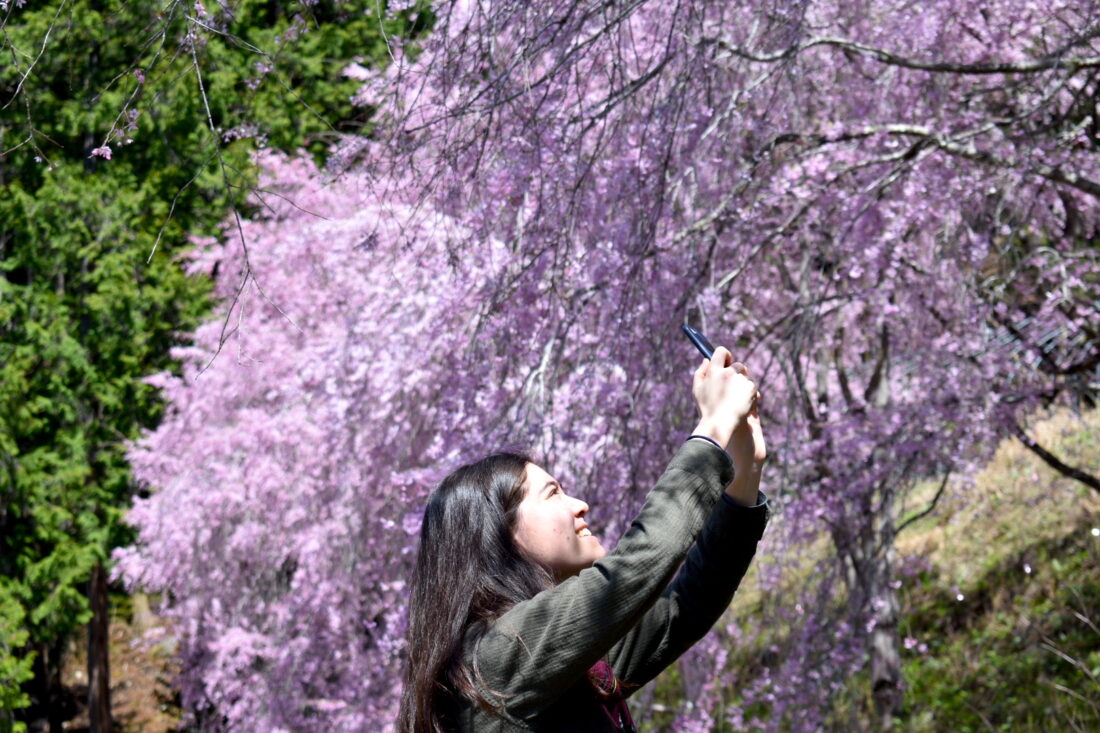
[706,35,1100,76]
[776,122,1100,200]
[1011,420,1100,494]
[833,327,858,411]
[897,471,950,534]
[864,323,889,407]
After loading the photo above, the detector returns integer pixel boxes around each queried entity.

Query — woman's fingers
[747,411,768,462]
[692,347,763,447]
[712,345,733,369]
[696,347,757,411]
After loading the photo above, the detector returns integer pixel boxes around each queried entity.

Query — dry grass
[896,407,1100,591]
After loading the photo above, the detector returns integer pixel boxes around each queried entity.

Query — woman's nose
[573,497,589,516]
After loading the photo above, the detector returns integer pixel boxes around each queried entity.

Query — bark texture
[88,560,111,733]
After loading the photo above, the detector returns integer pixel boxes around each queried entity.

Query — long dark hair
[398,452,554,733]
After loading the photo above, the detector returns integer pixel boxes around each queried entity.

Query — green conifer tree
[0,1,424,728]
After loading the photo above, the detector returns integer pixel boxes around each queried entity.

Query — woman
[399,346,770,732]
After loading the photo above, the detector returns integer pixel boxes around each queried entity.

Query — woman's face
[513,463,607,580]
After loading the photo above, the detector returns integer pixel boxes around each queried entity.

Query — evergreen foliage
[0,0,423,722]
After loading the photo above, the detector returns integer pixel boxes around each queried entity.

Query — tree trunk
[29,640,66,733]
[130,591,155,636]
[869,495,902,730]
[87,561,111,733]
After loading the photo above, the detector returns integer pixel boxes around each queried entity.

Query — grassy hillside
[642,408,1100,731]
[894,408,1100,732]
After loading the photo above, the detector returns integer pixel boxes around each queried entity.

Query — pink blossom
[117,0,1100,728]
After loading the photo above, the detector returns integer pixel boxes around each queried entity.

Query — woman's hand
[725,364,766,505]
[691,346,757,448]
[729,411,767,467]
[727,364,767,470]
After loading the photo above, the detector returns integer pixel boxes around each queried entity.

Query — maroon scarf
[589,660,636,732]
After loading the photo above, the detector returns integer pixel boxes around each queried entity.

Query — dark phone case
[681,324,715,359]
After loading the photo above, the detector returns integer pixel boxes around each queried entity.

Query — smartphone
[681,324,715,360]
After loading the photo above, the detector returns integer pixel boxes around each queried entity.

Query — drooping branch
[770,122,1100,200]
[1011,420,1100,494]
[897,471,950,534]
[881,126,1100,200]
[1,0,71,113]
[1031,163,1100,200]
[400,0,649,133]
[705,35,1100,76]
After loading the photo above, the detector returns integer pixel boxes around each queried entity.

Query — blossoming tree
[118,0,1099,730]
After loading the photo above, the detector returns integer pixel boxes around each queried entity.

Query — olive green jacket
[451,439,770,731]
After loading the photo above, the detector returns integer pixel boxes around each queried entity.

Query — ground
[58,615,180,732]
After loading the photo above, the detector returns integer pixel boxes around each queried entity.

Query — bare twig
[148,143,219,263]
[1,0,69,112]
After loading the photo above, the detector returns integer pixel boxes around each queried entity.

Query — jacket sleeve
[606,491,769,688]
[469,440,735,722]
